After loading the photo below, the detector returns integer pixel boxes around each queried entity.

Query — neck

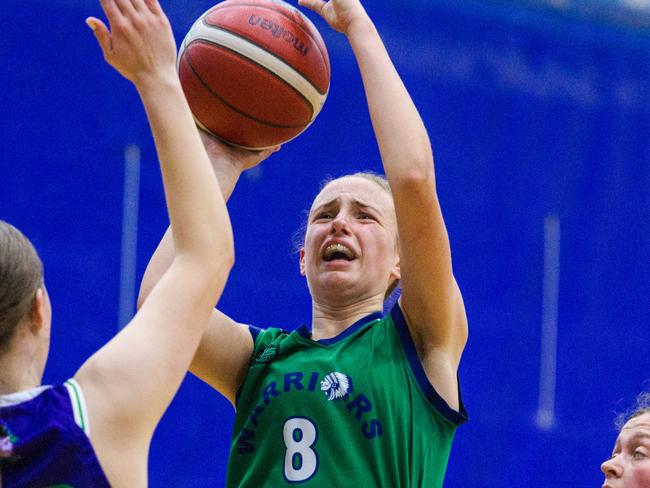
[310,294,384,341]
[0,328,43,396]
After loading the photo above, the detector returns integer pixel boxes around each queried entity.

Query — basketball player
[0,0,264,485]
[601,392,650,488]
[139,0,468,486]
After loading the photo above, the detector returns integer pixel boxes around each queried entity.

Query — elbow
[137,280,153,310]
[406,149,436,181]
[221,231,235,271]
[202,225,235,273]
[223,245,235,274]
[205,247,234,297]
[386,145,436,187]
[207,234,235,282]
[391,161,436,193]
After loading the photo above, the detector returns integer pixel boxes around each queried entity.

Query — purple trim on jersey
[296,312,383,345]
[390,304,468,426]
[0,384,111,487]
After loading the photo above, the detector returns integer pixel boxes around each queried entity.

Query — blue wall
[1,1,649,486]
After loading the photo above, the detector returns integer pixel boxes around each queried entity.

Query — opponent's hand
[298,0,368,34]
[199,129,281,173]
[86,0,177,85]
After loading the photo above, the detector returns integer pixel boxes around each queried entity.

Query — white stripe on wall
[118,144,141,330]
[536,214,561,430]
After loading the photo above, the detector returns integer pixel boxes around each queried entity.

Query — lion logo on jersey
[320,372,353,401]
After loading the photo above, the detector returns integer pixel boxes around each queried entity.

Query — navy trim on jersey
[248,325,262,342]
[296,312,383,345]
[390,304,468,426]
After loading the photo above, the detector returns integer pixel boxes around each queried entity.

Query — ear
[299,248,306,276]
[28,287,47,334]
[390,255,401,282]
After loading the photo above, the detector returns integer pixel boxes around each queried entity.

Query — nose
[330,213,350,234]
[601,456,622,479]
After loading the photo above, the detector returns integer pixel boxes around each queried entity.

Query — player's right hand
[199,129,281,173]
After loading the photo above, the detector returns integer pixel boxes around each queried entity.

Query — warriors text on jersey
[0,379,110,487]
[227,304,467,487]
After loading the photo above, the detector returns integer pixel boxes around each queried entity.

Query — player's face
[601,412,650,488]
[300,176,400,305]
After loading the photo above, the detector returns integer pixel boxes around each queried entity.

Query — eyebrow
[615,430,650,452]
[312,197,383,215]
[629,431,650,442]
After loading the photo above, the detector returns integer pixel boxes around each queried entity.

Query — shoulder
[0,385,52,409]
[0,384,86,430]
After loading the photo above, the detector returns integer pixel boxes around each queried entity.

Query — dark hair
[615,390,650,430]
[0,221,43,350]
[292,172,400,301]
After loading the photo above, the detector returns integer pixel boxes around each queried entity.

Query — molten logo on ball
[248,15,310,56]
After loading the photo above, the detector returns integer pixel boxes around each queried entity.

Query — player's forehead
[310,176,393,212]
[623,413,650,432]
[616,413,650,446]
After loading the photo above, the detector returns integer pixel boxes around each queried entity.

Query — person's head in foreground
[0,220,50,389]
[601,391,650,488]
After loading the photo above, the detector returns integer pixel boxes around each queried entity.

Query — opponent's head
[601,391,650,488]
[0,221,50,364]
[298,172,400,306]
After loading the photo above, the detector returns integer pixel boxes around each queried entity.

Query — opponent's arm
[300,0,467,410]
[74,0,233,484]
[137,132,279,406]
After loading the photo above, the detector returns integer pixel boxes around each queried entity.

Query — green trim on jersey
[227,305,466,487]
[64,379,89,435]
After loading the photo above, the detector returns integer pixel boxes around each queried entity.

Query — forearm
[137,76,232,260]
[210,154,245,202]
[137,138,250,309]
[198,129,278,202]
[346,17,434,183]
[138,227,174,308]
[346,11,462,349]
[137,145,246,309]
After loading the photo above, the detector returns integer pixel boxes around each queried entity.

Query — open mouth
[322,243,355,262]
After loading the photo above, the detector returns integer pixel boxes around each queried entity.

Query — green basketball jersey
[226,305,467,487]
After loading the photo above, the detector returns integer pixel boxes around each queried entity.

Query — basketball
[177,0,331,149]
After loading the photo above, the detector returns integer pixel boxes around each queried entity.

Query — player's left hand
[86,0,177,85]
[298,0,368,34]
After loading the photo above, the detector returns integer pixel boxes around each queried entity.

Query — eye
[633,449,648,460]
[313,212,333,221]
[357,212,375,220]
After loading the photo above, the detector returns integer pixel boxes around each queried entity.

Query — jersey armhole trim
[64,379,90,436]
[248,324,262,342]
[236,325,263,407]
[390,304,468,426]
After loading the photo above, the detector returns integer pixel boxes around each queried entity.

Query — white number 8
[283,417,318,482]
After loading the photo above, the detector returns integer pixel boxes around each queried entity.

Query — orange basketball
[177,0,331,149]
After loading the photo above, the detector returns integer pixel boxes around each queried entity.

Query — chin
[313,275,358,299]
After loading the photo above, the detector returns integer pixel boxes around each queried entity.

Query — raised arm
[74,0,233,484]
[299,0,467,410]
[137,132,279,406]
